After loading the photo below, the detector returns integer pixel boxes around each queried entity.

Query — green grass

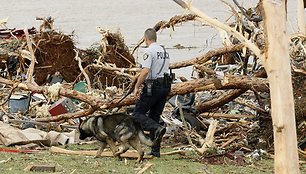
[0,145,305,174]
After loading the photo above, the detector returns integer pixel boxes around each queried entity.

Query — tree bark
[262,0,300,173]
[170,44,244,69]
[0,78,103,108]
[196,89,247,112]
[220,75,269,92]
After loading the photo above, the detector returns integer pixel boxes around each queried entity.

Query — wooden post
[298,0,305,34]
[262,0,300,173]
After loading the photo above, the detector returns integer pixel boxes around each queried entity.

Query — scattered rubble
[0,1,305,167]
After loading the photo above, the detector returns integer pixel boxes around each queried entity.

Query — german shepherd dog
[79,113,153,162]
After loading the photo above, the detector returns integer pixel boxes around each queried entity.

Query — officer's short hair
[144,28,157,41]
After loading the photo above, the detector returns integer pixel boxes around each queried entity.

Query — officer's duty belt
[145,77,165,86]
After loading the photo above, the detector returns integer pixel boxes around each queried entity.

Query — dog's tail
[138,131,153,146]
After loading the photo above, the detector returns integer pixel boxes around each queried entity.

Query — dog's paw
[136,158,144,164]
[114,152,120,157]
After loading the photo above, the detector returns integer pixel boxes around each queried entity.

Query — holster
[145,79,154,96]
[164,72,175,85]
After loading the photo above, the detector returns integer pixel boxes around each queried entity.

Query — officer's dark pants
[133,81,170,152]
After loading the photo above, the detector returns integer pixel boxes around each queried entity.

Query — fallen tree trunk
[170,44,244,69]
[196,89,247,112]
[0,75,268,122]
[0,77,102,108]
[196,72,268,113]
[220,75,269,92]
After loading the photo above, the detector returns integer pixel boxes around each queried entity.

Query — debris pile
[33,31,79,85]
[0,1,305,167]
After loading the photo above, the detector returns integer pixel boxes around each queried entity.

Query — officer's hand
[134,87,140,99]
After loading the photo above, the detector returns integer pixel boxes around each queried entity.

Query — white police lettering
[156,52,169,59]
[138,43,170,79]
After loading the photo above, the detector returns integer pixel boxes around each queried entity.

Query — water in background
[1,0,303,77]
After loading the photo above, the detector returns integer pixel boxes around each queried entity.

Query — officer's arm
[135,67,149,90]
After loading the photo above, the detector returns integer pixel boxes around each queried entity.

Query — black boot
[147,128,164,158]
[153,126,166,146]
[147,145,160,157]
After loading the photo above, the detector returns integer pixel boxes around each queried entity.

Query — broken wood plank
[197,120,218,154]
[0,157,12,164]
[160,150,186,156]
[24,165,55,172]
[49,146,152,159]
[24,28,36,83]
[234,98,269,115]
[220,136,239,148]
[49,146,184,158]
[136,162,153,174]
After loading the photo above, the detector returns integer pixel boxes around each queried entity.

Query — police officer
[133,28,171,157]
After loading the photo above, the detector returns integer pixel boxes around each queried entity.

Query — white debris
[47,82,62,101]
